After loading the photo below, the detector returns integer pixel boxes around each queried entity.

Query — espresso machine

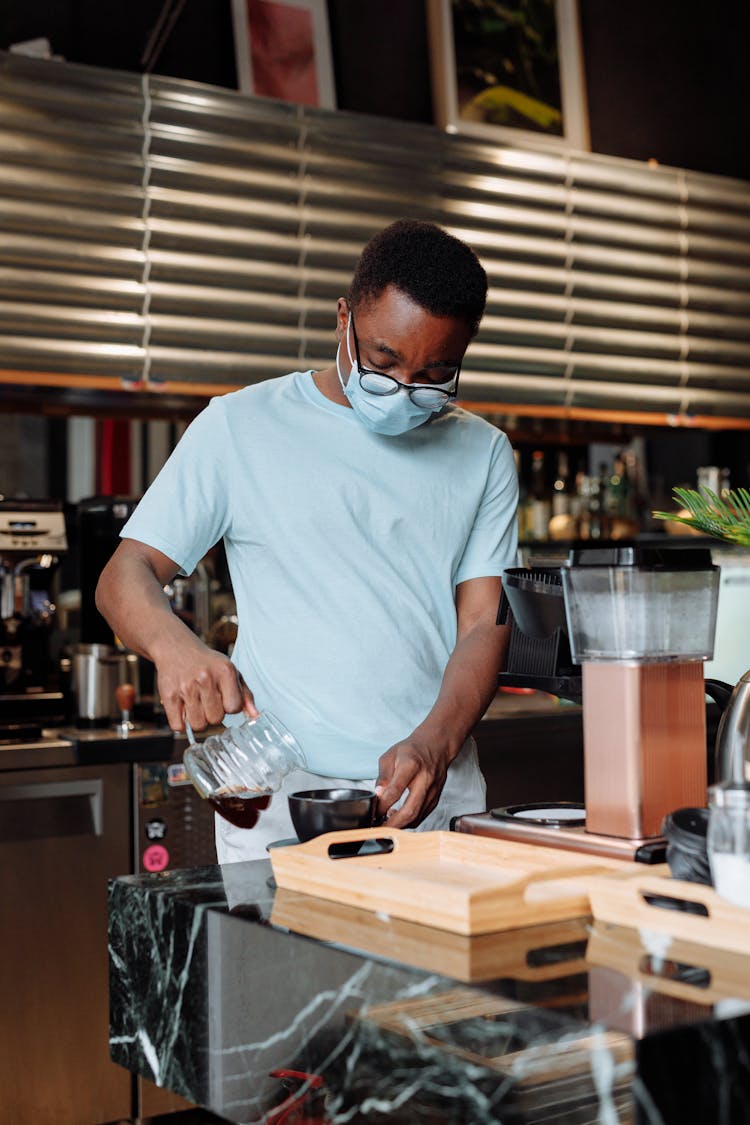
[458,545,720,863]
[0,499,68,730]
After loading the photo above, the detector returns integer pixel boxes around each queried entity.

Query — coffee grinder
[470,545,720,863]
[0,498,68,729]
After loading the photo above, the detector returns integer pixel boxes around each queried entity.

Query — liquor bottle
[547,449,581,540]
[605,451,640,538]
[569,458,586,526]
[587,462,609,539]
[514,449,530,542]
[604,454,630,517]
[576,472,592,539]
[529,449,551,541]
[577,467,606,540]
[552,450,571,517]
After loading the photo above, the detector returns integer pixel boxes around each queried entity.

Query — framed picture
[231,0,336,109]
[427,0,589,150]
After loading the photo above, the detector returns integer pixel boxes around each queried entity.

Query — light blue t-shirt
[122,372,518,776]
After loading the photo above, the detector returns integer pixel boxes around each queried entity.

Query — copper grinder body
[582,660,707,840]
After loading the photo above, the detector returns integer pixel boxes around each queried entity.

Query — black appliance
[496,565,582,702]
[77,495,140,645]
[0,499,69,730]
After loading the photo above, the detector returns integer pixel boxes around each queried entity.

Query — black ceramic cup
[288,788,376,842]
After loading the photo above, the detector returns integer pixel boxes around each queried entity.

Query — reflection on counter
[482,686,578,720]
[109,856,750,1124]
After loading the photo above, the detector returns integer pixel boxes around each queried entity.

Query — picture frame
[231,0,336,110]
[427,0,590,150]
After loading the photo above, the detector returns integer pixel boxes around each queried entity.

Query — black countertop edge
[0,724,179,770]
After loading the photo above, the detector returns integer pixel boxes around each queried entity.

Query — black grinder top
[497,566,580,702]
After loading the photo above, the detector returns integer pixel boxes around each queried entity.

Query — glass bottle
[529,449,551,541]
[514,448,530,542]
[552,450,571,517]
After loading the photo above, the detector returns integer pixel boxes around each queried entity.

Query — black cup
[288,788,376,843]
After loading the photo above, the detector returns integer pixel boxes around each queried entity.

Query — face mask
[335,315,447,436]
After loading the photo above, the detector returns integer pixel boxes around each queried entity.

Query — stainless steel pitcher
[72,643,140,724]
[714,668,750,784]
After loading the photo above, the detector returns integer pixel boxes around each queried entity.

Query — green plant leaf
[653,487,750,546]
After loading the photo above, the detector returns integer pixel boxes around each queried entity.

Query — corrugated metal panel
[1,51,750,418]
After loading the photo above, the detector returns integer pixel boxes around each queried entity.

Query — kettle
[706,671,750,784]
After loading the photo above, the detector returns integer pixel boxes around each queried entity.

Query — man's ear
[335,297,350,341]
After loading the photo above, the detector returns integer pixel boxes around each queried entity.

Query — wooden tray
[586,921,750,1006]
[269,828,640,936]
[359,989,633,1087]
[587,867,750,956]
[271,888,590,982]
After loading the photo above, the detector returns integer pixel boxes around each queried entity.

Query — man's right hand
[155,641,258,733]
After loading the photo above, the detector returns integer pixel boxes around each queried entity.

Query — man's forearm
[415,623,509,758]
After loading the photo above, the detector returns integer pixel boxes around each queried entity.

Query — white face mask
[335,314,452,436]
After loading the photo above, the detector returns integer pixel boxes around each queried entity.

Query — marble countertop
[109,855,750,1124]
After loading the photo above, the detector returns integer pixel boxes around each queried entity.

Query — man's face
[337,285,473,388]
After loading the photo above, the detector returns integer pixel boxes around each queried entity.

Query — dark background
[1,0,749,181]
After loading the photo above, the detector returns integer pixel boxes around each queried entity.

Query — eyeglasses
[349,313,461,409]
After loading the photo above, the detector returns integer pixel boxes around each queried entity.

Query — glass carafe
[183,711,306,828]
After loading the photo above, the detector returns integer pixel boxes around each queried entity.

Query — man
[96,219,519,862]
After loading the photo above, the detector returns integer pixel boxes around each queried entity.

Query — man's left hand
[375,576,509,830]
[375,734,453,828]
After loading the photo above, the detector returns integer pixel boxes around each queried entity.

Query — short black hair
[348,219,488,336]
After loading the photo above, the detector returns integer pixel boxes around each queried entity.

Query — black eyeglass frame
[349,312,462,407]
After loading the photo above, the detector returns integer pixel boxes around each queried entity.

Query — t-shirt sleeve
[454,431,519,585]
[120,397,232,576]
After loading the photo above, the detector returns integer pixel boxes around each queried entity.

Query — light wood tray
[271,888,591,982]
[587,867,750,956]
[586,920,750,1005]
[269,828,640,936]
[359,989,633,1087]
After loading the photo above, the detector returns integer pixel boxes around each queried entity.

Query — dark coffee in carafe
[208,790,271,829]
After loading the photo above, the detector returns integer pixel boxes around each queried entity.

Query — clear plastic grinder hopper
[560,545,720,842]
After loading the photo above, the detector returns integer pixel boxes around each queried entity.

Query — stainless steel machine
[0,499,68,728]
[457,544,721,863]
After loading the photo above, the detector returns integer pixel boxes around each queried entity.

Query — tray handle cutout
[526,938,589,969]
[588,873,726,928]
[292,827,402,860]
[328,837,395,860]
[641,891,709,917]
[639,954,711,992]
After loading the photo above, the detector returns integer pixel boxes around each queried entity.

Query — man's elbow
[94,558,117,622]
[95,542,131,620]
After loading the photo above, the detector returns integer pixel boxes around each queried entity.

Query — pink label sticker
[143,844,170,872]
